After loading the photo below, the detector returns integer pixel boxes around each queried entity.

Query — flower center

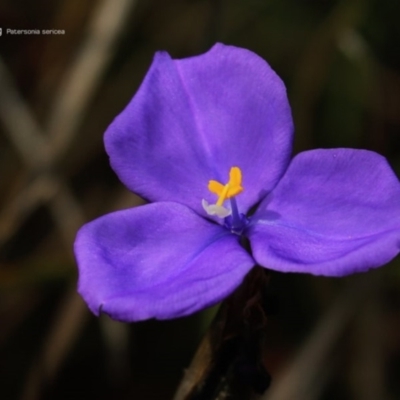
[202,166,243,218]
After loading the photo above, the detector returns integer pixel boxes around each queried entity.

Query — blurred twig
[261,273,381,400]
[348,284,389,400]
[0,54,83,248]
[46,0,138,158]
[292,0,367,151]
[0,1,139,400]
[0,175,57,248]
[0,0,138,249]
[0,52,89,400]
[20,287,88,400]
[100,315,131,386]
[0,59,51,169]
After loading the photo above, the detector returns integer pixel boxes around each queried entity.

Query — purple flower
[74,43,400,322]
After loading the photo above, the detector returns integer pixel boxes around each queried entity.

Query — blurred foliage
[0,0,400,399]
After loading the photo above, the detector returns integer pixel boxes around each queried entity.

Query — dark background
[1,0,400,399]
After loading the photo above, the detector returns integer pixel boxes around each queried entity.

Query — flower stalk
[173,266,271,400]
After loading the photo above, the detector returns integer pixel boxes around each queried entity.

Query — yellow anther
[207,166,243,207]
[208,180,225,196]
[229,166,242,187]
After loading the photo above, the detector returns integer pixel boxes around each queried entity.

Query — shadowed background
[1,0,400,399]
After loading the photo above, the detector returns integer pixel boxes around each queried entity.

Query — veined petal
[105,43,293,216]
[75,202,254,321]
[247,149,400,276]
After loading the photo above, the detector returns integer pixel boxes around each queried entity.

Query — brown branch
[173,266,271,400]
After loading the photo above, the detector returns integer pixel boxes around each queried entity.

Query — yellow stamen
[208,180,225,195]
[229,166,242,187]
[207,166,243,207]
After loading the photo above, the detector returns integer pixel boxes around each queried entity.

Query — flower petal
[75,202,254,321]
[105,43,293,216]
[247,149,400,276]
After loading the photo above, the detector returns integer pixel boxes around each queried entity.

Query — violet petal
[105,43,293,216]
[75,202,254,321]
[247,149,400,276]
